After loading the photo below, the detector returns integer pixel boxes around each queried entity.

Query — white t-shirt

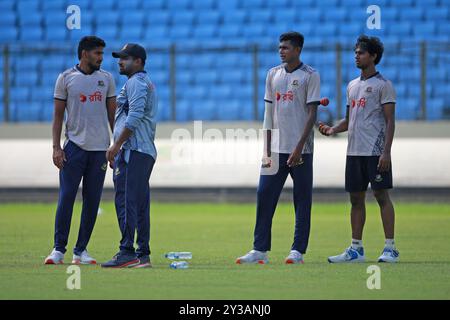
[346,72,396,156]
[54,65,116,151]
[264,63,321,154]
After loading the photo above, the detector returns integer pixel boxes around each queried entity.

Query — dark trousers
[54,140,107,255]
[113,149,155,256]
[253,153,313,254]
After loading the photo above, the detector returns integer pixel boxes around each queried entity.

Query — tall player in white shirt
[236,32,321,264]
[319,35,399,263]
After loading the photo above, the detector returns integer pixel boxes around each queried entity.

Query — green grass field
[0,201,449,300]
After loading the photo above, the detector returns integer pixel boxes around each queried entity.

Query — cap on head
[112,43,146,64]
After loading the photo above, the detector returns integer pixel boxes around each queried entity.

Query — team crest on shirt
[366,87,372,92]
[292,80,299,86]
[375,174,383,182]
[98,80,105,87]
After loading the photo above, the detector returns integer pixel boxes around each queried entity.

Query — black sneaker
[132,255,152,268]
[101,252,140,268]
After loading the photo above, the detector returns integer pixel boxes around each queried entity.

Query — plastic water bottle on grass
[170,261,189,269]
[165,252,192,259]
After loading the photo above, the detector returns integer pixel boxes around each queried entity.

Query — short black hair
[77,36,106,60]
[279,31,304,48]
[354,35,384,65]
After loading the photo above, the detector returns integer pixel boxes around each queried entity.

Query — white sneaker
[378,247,400,263]
[72,250,97,265]
[285,250,304,264]
[236,250,268,264]
[44,249,64,265]
[328,246,365,263]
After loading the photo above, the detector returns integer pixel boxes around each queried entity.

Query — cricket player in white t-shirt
[319,35,400,263]
[236,32,321,264]
[44,36,117,265]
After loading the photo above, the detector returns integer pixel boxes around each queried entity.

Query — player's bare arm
[52,99,67,169]
[106,97,117,132]
[262,100,273,168]
[106,127,133,164]
[319,106,349,136]
[287,102,318,167]
[378,103,395,172]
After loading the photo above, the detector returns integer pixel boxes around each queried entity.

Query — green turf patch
[0,202,449,299]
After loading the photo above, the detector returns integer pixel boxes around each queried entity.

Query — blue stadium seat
[18,12,42,27]
[323,8,347,22]
[196,11,221,25]
[117,0,140,10]
[399,8,424,21]
[10,87,31,101]
[266,0,291,8]
[248,10,272,23]
[298,9,321,22]
[242,25,266,39]
[193,26,217,39]
[19,29,43,41]
[426,99,445,120]
[14,56,40,71]
[241,0,265,9]
[194,71,218,84]
[192,0,215,9]
[43,12,67,27]
[0,1,14,10]
[218,25,242,38]
[314,24,337,38]
[219,70,246,84]
[120,12,145,26]
[143,26,168,41]
[217,100,241,121]
[142,0,166,10]
[151,71,170,85]
[192,100,216,120]
[388,22,411,37]
[44,28,67,42]
[217,0,239,10]
[0,12,16,26]
[95,11,120,25]
[338,24,363,38]
[91,0,116,10]
[13,102,43,122]
[167,0,191,10]
[413,23,437,39]
[0,27,18,42]
[176,72,193,85]
[119,26,143,41]
[171,11,195,25]
[223,11,247,24]
[17,0,39,12]
[174,100,191,121]
[67,26,94,42]
[42,1,65,10]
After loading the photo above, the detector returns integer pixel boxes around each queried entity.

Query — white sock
[351,239,363,249]
[385,239,395,248]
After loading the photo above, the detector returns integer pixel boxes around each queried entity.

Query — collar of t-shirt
[75,64,96,75]
[284,62,303,74]
[359,71,379,81]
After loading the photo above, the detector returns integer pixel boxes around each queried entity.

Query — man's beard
[88,62,101,71]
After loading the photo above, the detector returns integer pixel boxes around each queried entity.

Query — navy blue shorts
[345,156,393,193]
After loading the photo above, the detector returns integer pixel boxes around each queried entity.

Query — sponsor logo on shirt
[366,86,372,92]
[79,92,103,103]
[351,97,366,108]
[276,91,294,102]
[375,174,383,182]
[98,80,105,87]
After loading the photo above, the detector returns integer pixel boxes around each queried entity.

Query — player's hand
[109,159,115,169]
[287,146,303,167]
[52,146,66,169]
[318,122,335,136]
[377,152,391,172]
[261,156,272,168]
[106,143,120,163]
